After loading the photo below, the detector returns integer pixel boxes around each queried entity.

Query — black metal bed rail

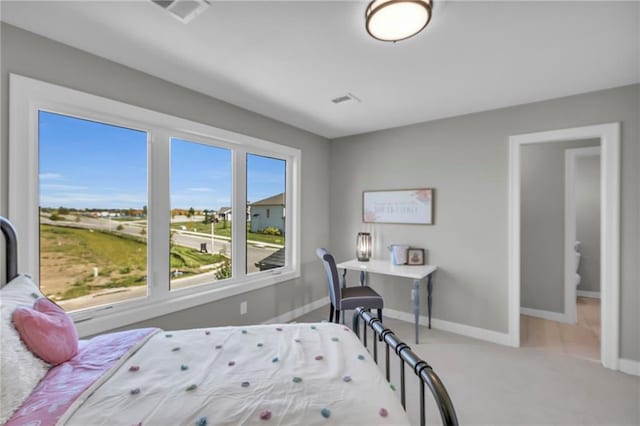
[1,216,19,284]
[353,307,458,426]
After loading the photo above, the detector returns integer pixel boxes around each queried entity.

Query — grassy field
[170,221,285,245]
[170,245,225,271]
[40,224,226,301]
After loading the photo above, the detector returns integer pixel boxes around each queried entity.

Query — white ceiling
[2,1,638,138]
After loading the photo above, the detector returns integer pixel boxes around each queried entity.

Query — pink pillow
[12,298,79,365]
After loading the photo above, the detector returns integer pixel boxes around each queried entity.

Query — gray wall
[576,155,601,294]
[0,23,331,328]
[331,85,639,361]
[520,139,599,313]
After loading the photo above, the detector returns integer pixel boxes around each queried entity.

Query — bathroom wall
[576,154,601,294]
[520,139,599,314]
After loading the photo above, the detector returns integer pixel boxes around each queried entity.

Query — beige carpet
[294,308,639,425]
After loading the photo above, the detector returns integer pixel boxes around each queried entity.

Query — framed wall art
[363,188,434,225]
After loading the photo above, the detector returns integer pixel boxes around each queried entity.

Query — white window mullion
[286,152,300,273]
[8,89,39,281]
[232,148,247,280]
[147,130,171,302]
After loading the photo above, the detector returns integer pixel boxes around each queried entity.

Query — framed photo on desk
[407,248,425,265]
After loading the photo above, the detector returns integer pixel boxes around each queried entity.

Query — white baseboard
[577,290,601,299]
[263,297,329,324]
[382,308,512,347]
[520,307,574,324]
[618,358,640,376]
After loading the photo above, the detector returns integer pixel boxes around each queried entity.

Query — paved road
[172,232,278,273]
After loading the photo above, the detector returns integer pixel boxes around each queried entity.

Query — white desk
[336,259,437,344]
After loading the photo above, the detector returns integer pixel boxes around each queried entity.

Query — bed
[0,216,458,425]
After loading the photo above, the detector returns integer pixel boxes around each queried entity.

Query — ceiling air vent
[331,93,362,104]
[151,0,210,23]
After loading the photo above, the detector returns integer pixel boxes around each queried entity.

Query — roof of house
[254,247,285,271]
[218,207,231,214]
[250,193,284,207]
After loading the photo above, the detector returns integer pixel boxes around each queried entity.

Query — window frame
[9,74,301,336]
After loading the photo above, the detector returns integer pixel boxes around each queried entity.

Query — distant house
[217,207,232,222]
[249,193,284,234]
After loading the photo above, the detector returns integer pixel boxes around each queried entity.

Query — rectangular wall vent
[151,0,210,23]
[331,93,362,104]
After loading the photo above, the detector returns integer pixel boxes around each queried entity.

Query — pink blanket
[6,328,158,426]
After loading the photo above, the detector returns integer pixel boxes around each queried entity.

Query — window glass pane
[246,154,286,274]
[38,111,148,311]
[170,138,232,289]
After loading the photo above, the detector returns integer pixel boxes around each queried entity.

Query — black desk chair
[316,248,383,323]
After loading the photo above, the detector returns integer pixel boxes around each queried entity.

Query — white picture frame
[363,188,434,225]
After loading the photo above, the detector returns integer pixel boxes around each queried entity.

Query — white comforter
[61,322,409,425]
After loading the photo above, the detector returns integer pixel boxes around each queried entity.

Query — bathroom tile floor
[520,296,601,361]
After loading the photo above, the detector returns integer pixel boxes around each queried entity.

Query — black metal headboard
[1,216,19,285]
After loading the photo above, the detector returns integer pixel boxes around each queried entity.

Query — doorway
[508,123,620,370]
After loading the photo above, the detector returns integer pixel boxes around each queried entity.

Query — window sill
[72,269,300,337]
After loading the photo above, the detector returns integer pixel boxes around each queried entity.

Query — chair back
[316,248,341,308]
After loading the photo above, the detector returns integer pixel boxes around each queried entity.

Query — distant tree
[142,205,148,217]
[58,206,70,215]
[203,209,209,224]
[188,207,195,218]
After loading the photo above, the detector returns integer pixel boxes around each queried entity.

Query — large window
[247,154,286,274]
[38,111,148,311]
[170,139,232,289]
[9,74,300,335]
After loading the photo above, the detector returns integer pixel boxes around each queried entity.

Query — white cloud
[39,172,63,180]
[40,192,146,209]
[41,184,88,191]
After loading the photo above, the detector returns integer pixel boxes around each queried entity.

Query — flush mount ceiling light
[365,0,433,42]
[151,0,210,23]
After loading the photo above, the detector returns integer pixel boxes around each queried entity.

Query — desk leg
[427,275,433,329]
[341,268,347,289]
[412,279,420,344]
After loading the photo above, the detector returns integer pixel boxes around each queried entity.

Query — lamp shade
[356,232,372,262]
[365,0,432,42]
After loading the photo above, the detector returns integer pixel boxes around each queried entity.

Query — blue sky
[39,111,286,210]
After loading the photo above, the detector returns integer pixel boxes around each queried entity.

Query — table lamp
[356,232,372,261]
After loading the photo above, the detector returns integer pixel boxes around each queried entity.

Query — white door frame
[508,123,620,370]
[564,146,601,325]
